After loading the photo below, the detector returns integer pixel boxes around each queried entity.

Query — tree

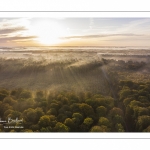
[129,100,144,109]
[7,110,21,119]
[36,90,44,99]
[138,96,149,103]
[30,124,40,132]
[115,123,125,132]
[10,89,22,99]
[98,117,110,127]
[4,109,13,118]
[35,107,45,122]
[23,108,42,124]
[0,93,8,101]
[54,122,69,132]
[19,90,32,99]
[136,115,150,131]
[79,103,95,118]
[133,107,149,119]
[78,92,86,103]
[90,126,103,132]
[47,108,57,116]
[70,103,80,113]
[119,88,132,101]
[58,105,70,114]
[57,114,68,122]
[112,115,124,125]
[83,117,93,127]
[103,97,114,109]
[0,89,9,95]
[90,125,110,132]
[3,96,17,106]
[109,107,124,119]
[86,96,114,110]
[96,106,107,117]
[72,113,83,119]
[80,117,94,132]
[23,108,36,122]
[40,127,52,132]
[0,102,13,116]
[123,98,132,107]
[38,115,51,128]
[15,98,35,112]
[72,112,84,125]
[64,118,75,131]
[50,103,60,110]
[35,90,46,103]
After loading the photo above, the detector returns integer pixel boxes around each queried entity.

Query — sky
[0,18,150,47]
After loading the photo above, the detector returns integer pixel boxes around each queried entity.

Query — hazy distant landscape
[1,46,150,92]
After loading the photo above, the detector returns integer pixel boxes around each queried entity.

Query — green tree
[83,117,93,127]
[23,108,37,124]
[54,122,69,132]
[115,123,125,132]
[108,107,124,120]
[40,127,52,132]
[90,126,103,132]
[113,115,124,125]
[80,117,94,132]
[7,110,21,119]
[47,108,57,116]
[133,107,149,119]
[0,93,8,101]
[79,103,95,118]
[98,117,110,127]
[70,103,80,113]
[136,115,150,131]
[90,125,110,132]
[19,90,32,99]
[119,88,132,101]
[64,118,75,131]
[96,106,107,117]
[3,96,17,106]
[123,98,132,107]
[0,102,13,116]
[38,115,51,128]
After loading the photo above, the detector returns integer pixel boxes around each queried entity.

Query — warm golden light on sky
[28,20,69,45]
[1,18,150,47]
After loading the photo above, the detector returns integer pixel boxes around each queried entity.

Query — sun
[29,20,66,45]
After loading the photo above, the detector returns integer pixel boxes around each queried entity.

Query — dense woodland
[0,55,150,132]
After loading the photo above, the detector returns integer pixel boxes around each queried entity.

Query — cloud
[0,18,37,44]
[0,36,37,42]
[0,27,26,34]
[61,33,143,39]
